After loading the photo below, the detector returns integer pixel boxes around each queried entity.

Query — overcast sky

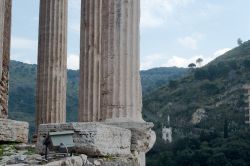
[11,0,250,70]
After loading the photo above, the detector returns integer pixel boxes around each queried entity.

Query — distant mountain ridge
[141,67,188,95]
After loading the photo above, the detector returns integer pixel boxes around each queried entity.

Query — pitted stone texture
[0,118,29,143]
[45,155,140,166]
[0,0,11,119]
[79,0,102,122]
[104,122,156,153]
[103,122,155,166]
[44,154,93,166]
[78,0,143,123]
[37,122,131,157]
[88,157,139,166]
[100,0,143,122]
[36,0,68,130]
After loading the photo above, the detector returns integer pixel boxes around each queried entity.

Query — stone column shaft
[0,0,4,78]
[101,0,142,122]
[36,0,68,130]
[79,0,143,122]
[79,0,102,122]
[0,0,12,119]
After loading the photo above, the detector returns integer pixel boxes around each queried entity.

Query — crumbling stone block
[37,122,131,157]
[0,118,29,143]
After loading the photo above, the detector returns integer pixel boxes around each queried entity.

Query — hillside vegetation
[144,41,250,130]
[141,67,188,94]
[144,41,250,165]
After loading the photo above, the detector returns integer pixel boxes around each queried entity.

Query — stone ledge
[103,121,154,130]
[37,122,132,157]
[0,118,29,143]
[103,121,156,153]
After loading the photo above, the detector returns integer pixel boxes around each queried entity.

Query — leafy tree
[237,38,243,46]
[196,58,203,67]
[188,63,196,69]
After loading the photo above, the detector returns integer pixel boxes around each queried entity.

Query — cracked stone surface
[37,122,131,157]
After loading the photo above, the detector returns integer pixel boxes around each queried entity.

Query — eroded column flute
[36,0,68,130]
[79,0,143,122]
[0,0,12,119]
[79,0,103,122]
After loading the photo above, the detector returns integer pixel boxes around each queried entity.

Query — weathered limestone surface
[88,157,140,166]
[44,154,90,166]
[0,118,29,143]
[0,0,4,79]
[37,122,131,157]
[36,0,68,130]
[77,1,155,165]
[78,0,143,123]
[104,122,155,152]
[100,0,143,122]
[79,0,102,122]
[44,155,140,166]
[104,122,156,166]
[0,0,11,119]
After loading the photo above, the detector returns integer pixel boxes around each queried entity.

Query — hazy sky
[11,0,250,70]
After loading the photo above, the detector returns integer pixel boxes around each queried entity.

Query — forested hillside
[144,41,250,131]
[145,41,250,165]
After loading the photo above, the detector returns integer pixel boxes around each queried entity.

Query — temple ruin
[0,0,155,165]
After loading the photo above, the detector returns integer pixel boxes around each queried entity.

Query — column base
[37,122,155,166]
[36,122,132,157]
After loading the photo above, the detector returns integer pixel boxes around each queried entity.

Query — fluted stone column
[36,0,68,130]
[79,0,143,122]
[0,0,4,79]
[78,2,155,165]
[101,0,143,122]
[79,0,102,122]
[0,0,11,119]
